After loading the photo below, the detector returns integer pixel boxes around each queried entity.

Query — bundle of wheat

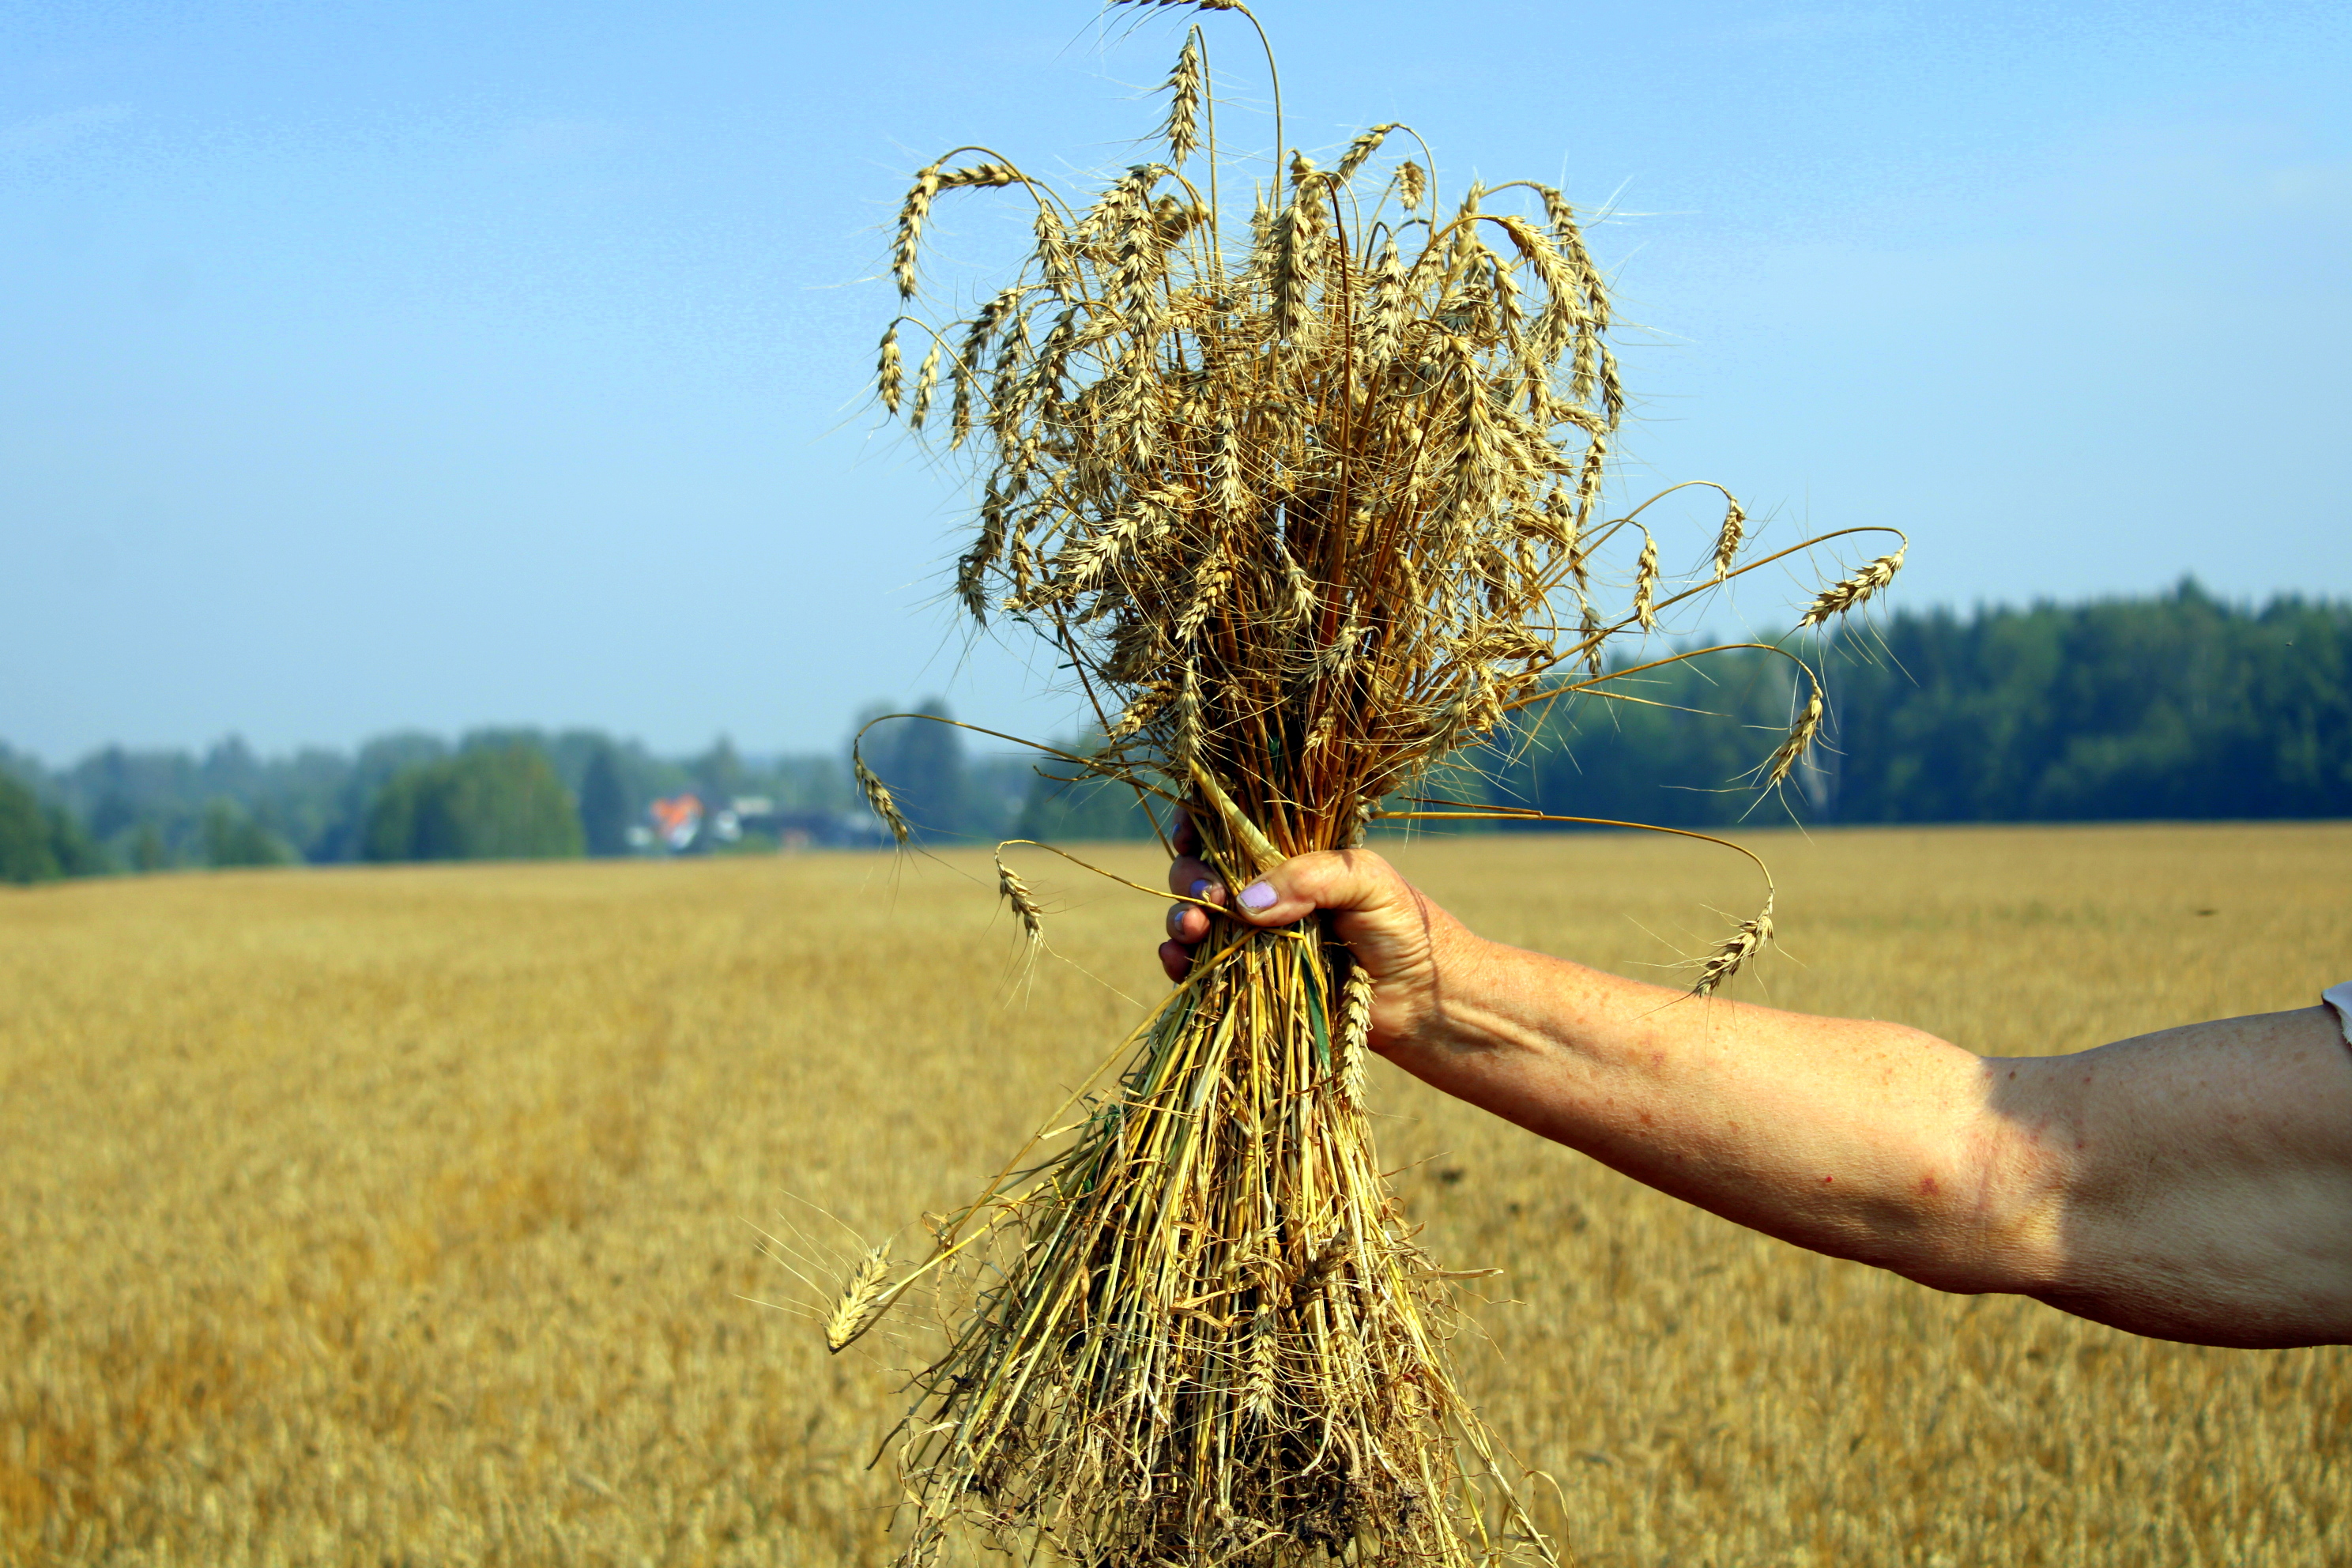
[827,7,1903,1565]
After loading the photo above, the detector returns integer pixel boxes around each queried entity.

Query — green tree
[202,799,296,868]
[47,802,108,876]
[690,736,750,805]
[858,699,970,842]
[1482,646,1809,832]
[315,733,449,862]
[1013,733,1161,842]
[0,771,108,882]
[1825,584,2352,823]
[1477,586,2352,831]
[0,771,61,884]
[130,822,168,873]
[362,744,585,862]
[578,742,633,858]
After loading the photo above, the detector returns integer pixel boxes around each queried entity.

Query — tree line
[1471,581,2349,833]
[1003,584,2351,841]
[0,704,1050,881]
[1,729,766,878]
[4,586,2344,884]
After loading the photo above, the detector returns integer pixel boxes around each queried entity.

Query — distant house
[735,805,891,851]
[649,794,703,852]
[639,793,886,854]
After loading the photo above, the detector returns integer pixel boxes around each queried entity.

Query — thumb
[1228,850,1396,926]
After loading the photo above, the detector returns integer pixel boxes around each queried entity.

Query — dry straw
[830,6,1905,1564]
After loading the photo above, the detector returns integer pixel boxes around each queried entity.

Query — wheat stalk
[1337,963,1374,1111]
[842,7,1909,1564]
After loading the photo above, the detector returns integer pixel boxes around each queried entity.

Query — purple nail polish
[1238,880,1277,911]
[1189,879,1212,900]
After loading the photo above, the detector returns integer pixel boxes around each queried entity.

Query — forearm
[1173,844,2352,1344]
[1387,935,2066,1293]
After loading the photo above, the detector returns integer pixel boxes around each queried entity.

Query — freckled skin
[1163,827,2352,1349]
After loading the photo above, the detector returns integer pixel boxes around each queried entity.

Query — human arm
[1163,842,2352,1348]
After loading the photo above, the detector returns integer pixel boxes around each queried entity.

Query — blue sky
[3,0,2346,761]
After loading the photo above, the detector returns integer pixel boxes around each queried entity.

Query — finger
[1165,854,1222,902]
[1171,809,1200,857]
[1165,902,1212,945]
[1158,938,1193,982]
[1227,850,1393,927]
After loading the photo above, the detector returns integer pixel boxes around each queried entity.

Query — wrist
[1405,929,1525,1059]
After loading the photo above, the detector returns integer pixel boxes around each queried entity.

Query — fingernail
[1189,879,1212,900]
[1238,880,1277,911]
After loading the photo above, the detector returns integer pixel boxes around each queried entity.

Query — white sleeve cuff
[2325,981,2352,1047]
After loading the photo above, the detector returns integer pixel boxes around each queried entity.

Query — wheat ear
[824,1246,892,1353]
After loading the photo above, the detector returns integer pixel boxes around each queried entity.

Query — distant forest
[985,583,2352,843]
[3,586,2346,884]
[1479,580,2350,832]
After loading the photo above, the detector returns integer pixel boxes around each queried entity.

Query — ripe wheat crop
[3,823,2347,1566]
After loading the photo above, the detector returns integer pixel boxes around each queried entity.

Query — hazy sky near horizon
[4,0,2346,763]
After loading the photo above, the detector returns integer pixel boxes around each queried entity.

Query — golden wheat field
[3,821,2348,1567]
